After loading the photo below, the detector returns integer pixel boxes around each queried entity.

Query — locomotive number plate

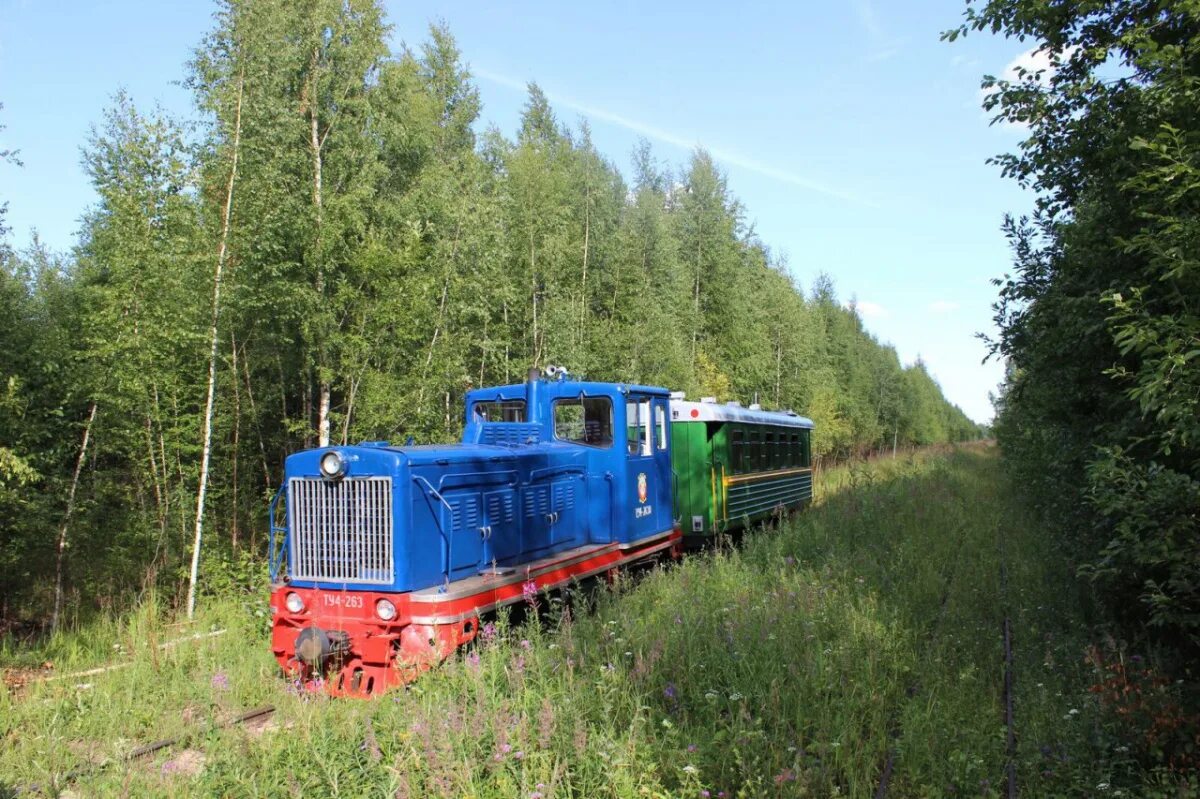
[634,505,654,519]
[322,594,364,609]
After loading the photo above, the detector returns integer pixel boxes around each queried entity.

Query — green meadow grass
[0,448,1160,797]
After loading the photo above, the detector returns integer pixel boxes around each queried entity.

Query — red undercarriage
[270,527,681,696]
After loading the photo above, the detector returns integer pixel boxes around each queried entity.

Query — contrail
[474,67,873,207]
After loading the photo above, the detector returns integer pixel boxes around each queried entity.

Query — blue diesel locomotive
[268,368,812,695]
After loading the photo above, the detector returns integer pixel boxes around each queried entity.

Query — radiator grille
[288,477,394,584]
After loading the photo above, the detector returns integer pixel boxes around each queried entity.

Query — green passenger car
[669,395,815,544]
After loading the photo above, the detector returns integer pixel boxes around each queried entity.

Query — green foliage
[953,0,1200,662]
[1084,450,1200,646]
[0,3,981,627]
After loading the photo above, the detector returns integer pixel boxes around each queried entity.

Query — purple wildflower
[664,683,677,700]
[211,671,229,691]
[687,744,698,753]
[521,639,532,650]
[522,579,540,610]
[482,622,497,642]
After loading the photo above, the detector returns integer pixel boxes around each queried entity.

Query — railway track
[871,524,969,799]
[1000,555,1017,799]
[872,522,1020,798]
[12,705,276,796]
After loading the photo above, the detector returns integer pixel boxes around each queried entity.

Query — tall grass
[0,448,1163,797]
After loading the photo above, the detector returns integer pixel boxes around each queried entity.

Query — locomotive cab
[268,369,680,695]
[463,371,675,550]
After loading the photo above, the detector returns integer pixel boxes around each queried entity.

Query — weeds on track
[0,448,1165,796]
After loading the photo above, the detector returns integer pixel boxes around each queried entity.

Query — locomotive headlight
[375,598,397,621]
[319,450,346,480]
[285,592,305,613]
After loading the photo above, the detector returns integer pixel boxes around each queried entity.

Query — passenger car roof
[669,399,814,429]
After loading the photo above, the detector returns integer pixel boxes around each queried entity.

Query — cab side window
[626,399,652,456]
[473,400,526,422]
[554,397,613,448]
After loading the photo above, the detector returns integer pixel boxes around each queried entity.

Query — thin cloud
[474,67,874,207]
[983,45,1077,131]
[929,300,959,313]
[951,54,981,71]
[844,300,888,318]
[852,0,885,41]
[852,0,904,64]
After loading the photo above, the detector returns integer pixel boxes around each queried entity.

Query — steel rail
[1000,557,1017,799]
[11,705,276,796]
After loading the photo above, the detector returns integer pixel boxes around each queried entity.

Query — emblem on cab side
[637,472,648,504]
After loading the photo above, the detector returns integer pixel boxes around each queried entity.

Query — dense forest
[949,1,1200,671]
[0,0,980,627]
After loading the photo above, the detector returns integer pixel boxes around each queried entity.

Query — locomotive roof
[669,398,815,429]
[467,380,671,399]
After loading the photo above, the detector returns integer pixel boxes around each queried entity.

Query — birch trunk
[580,181,590,350]
[417,225,460,419]
[341,373,360,445]
[187,67,243,620]
[51,403,97,632]
[309,45,331,448]
[692,230,702,364]
[240,342,272,494]
[229,333,241,552]
[530,231,539,365]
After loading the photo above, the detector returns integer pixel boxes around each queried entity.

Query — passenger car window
[473,400,526,422]
[731,429,744,473]
[554,397,613,447]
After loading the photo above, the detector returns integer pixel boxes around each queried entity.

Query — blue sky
[0,1,1040,423]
